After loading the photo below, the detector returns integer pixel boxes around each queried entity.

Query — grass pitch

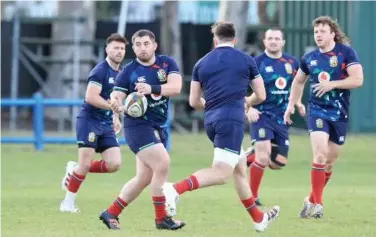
[1,133,376,237]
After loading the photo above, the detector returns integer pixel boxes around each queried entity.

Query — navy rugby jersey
[300,43,360,121]
[192,46,261,124]
[78,60,119,123]
[254,52,299,125]
[114,55,180,127]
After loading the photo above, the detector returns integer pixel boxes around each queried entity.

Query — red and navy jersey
[114,55,180,127]
[78,60,119,122]
[192,46,260,124]
[300,43,360,122]
[254,52,299,124]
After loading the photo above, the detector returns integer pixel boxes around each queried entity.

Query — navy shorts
[125,124,168,154]
[76,117,119,153]
[205,120,244,155]
[249,113,289,147]
[307,116,347,145]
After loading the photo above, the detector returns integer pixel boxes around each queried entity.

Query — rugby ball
[123,92,148,118]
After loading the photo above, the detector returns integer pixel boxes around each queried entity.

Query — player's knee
[313,152,327,164]
[78,147,95,173]
[255,142,271,165]
[106,159,121,172]
[269,145,288,170]
[212,148,238,184]
[154,157,170,175]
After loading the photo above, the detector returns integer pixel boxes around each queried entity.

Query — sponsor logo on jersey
[318,71,331,82]
[275,77,287,90]
[137,76,146,83]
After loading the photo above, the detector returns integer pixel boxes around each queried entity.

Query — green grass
[2,133,376,237]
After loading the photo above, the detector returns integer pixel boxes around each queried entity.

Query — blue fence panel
[1,92,172,151]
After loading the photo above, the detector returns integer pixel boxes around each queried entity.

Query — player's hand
[283,104,295,125]
[135,83,151,95]
[295,102,306,117]
[312,81,335,98]
[246,107,261,123]
[108,98,123,113]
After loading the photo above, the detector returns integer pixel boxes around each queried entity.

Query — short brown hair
[312,16,350,45]
[264,27,284,39]
[106,33,128,45]
[211,22,236,41]
[131,29,156,43]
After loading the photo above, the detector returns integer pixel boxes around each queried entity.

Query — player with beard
[60,33,127,213]
[98,29,185,230]
[244,28,305,206]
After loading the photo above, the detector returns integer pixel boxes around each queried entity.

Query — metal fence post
[33,93,44,151]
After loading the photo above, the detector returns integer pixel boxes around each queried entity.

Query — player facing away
[60,33,127,213]
[162,22,280,232]
[244,28,305,206]
[99,29,185,230]
[284,16,363,218]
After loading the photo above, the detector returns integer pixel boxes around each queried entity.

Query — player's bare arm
[189,81,205,110]
[284,70,308,124]
[161,72,182,96]
[85,83,112,110]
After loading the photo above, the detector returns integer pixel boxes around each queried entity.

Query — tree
[218,1,249,50]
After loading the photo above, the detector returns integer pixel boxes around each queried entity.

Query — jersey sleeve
[113,67,129,94]
[345,47,360,68]
[166,56,180,75]
[87,68,104,87]
[249,56,261,80]
[191,61,200,82]
[299,56,310,75]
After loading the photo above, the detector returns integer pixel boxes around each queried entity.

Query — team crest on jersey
[151,94,162,101]
[329,56,338,67]
[88,132,95,143]
[137,76,146,83]
[108,77,114,84]
[284,63,293,74]
[316,119,323,129]
[157,69,167,82]
[275,77,287,89]
[318,71,331,82]
[258,128,265,138]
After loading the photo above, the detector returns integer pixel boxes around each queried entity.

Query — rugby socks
[107,197,128,216]
[310,163,326,205]
[152,196,167,223]
[241,197,264,223]
[67,171,85,193]
[308,171,332,203]
[173,175,199,195]
[89,160,109,173]
[249,161,266,199]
